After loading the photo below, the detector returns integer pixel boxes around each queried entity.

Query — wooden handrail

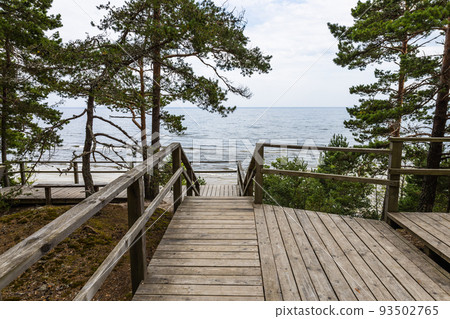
[182,170,201,196]
[74,167,184,300]
[262,168,397,186]
[263,143,391,155]
[390,137,450,142]
[0,142,195,295]
[389,168,450,176]
[242,138,450,220]
[236,162,245,195]
[180,147,201,196]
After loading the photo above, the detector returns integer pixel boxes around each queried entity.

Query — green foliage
[264,135,379,218]
[0,0,63,165]
[155,156,206,187]
[96,0,272,134]
[399,143,450,212]
[328,0,449,144]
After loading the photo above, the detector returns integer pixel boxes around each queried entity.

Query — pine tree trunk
[1,82,8,188]
[418,24,450,212]
[82,93,95,197]
[149,4,161,200]
[391,39,408,137]
[138,58,152,199]
[1,37,11,187]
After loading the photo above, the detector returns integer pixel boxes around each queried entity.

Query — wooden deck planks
[0,185,127,204]
[388,212,450,264]
[306,211,374,301]
[253,205,283,300]
[329,214,415,301]
[284,208,337,301]
[271,206,318,300]
[317,213,394,301]
[128,189,449,301]
[1,184,239,205]
[295,210,358,301]
[263,205,300,300]
[134,196,263,301]
[345,217,434,301]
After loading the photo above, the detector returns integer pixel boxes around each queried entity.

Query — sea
[46,106,355,172]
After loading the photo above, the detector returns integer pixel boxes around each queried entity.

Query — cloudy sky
[49,0,376,108]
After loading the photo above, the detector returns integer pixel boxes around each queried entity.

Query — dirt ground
[0,202,174,301]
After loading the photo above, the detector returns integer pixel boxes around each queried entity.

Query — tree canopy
[0,0,63,185]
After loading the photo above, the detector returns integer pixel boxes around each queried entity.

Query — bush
[263,134,378,219]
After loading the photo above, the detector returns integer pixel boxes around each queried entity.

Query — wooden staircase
[133,196,265,301]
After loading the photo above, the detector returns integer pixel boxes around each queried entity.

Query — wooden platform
[0,186,128,205]
[388,212,450,264]
[133,196,264,301]
[0,184,239,205]
[134,199,450,301]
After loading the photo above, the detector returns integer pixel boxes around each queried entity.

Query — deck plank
[318,213,394,300]
[296,210,357,301]
[307,211,374,300]
[133,193,449,301]
[264,205,300,300]
[284,207,337,301]
[388,212,450,264]
[329,214,414,301]
[272,206,318,300]
[359,219,450,300]
[253,205,282,300]
[344,217,433,301]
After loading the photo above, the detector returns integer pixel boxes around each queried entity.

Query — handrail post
[73,162,80,184]
[254,143,264,204]
[127,177,147,294]
[186,169,194,196]
[245,171,254,197]
[19,162,26,185]
[383,140,403,221]
[173,145,182,210]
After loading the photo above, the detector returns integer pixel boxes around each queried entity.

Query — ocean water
[51,107,354,170]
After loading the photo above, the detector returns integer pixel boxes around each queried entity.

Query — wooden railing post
[246,176,253,196]
[73,162,80,184]
[384,140,403,221]
[254,143,264,204]
[127,177,147,294]
[173,145,182,211]
[19,162,26,185]
[186,169,193,196]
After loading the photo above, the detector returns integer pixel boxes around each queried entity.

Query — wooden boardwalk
[0,184,239,205]
[388,212,450,264]
[134,198,450,301]
[134,196,264,301]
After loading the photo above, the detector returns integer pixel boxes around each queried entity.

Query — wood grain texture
[388,212,450,263]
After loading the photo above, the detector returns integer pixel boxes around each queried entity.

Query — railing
[2,160,142,186]
[238,138,450,220]
[0,143,200,300]
[1,159,238,187]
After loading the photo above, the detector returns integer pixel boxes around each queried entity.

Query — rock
[38,284,47,292]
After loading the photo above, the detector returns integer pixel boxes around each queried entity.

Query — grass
[0,203,174,301]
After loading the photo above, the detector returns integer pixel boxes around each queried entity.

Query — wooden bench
[34,183,108,205]
[387,212,450,265]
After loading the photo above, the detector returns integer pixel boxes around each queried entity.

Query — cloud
[50,0,377,108]
[211,0,373,107]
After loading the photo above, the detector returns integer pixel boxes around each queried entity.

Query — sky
[49,0,376,108]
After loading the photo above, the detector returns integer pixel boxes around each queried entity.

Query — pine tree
[419,12,450,211]
[328,0,444,145]
[97,0,272,198]
[0,0,63,185]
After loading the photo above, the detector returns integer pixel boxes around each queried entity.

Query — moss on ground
[0,203,173,300]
